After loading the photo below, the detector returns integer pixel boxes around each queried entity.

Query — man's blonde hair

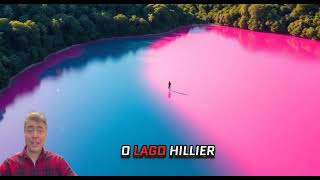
[24,112,48,130]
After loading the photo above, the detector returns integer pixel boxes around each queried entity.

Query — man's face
[24,120,47,154]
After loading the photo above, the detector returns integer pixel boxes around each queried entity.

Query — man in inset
[0,112,76,176]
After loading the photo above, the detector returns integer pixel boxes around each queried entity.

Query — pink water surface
[143,25,320,175]
[0,45,83,112]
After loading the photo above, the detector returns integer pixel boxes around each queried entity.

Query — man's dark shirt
[0,146,76,176]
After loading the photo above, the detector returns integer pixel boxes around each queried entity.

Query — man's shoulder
[3,152,24,164]
[44,151,66,161]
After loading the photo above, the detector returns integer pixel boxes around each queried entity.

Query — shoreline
[0,23,208,94]
[0,23,319,94]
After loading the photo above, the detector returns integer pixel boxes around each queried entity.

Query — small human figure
[168,81,171,91]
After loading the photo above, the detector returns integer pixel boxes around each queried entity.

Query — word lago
[121,145,215,158]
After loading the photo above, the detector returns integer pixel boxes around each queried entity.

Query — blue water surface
[0,28,223,175]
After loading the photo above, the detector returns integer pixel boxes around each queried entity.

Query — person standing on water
[168,81,172,91]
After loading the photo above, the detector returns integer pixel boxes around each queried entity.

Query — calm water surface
[1,25,320,175]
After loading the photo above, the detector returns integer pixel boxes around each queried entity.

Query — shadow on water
[171,90,188,96]
[167,90,188,99]
[0,27,193,122]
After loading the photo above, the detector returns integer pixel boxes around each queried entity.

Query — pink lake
[142,25,320,175]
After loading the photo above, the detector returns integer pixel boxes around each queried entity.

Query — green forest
[0,4,320,90]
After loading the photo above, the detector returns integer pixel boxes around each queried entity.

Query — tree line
[0,4,319,90]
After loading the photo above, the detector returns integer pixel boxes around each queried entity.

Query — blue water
[0,29,223,175]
